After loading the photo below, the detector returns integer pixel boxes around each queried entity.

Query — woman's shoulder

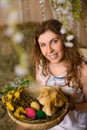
[80,62,87,100]
[80,62,87,74]
[80,62,87,87]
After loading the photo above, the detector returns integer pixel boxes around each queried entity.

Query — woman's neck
[48,62,67,76]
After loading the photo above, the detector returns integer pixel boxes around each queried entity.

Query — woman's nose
[47,45,53,53]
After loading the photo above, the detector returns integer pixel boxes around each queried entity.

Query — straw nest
[7,86,69,130]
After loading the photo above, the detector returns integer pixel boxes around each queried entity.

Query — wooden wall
[0,0,87,48]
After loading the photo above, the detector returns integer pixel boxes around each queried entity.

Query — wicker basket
[7,87,69,130]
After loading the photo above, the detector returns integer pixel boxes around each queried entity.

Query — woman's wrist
[69,102,75,111]
[66,94,75,111]
[72,103,75,110]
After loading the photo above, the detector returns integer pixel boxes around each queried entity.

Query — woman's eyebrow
[39,42,45,45]
[39,36,59,44]
[50,37,59,43]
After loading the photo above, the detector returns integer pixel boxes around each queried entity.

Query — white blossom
[4,28,14,36]
[55,0,65,4]
[66,35,74,41]
[60,28,66,34]
[62,9,69,15]
[39,0,45,4]
[56,6,63,14]
[14,65,28,76]
[64,42,73,48]
[13,32,24,43]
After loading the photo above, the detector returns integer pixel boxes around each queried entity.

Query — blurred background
[0,0,87,130]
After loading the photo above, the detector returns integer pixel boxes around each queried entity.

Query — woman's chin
[49,59,60,64]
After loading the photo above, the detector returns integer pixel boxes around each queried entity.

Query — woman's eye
[40,43,46,47]
[52,39,58,44]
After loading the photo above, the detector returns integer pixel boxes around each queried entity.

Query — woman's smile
[48,52,58,60]
[38,30,64,63]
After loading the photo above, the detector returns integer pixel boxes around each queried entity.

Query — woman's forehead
[38,30,59,43]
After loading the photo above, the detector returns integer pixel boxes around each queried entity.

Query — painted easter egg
[26,107,36,119]
[30,101,40,111]
[36,110,46,119]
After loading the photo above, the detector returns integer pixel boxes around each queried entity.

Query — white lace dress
[37,65,87,130]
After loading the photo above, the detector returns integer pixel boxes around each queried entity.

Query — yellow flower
[14,111,26,119]
[6,101,14,111]
[14,107,26,119]
[14,111,20,118]
[18,107,26,114]
[20,114,26,119]
[7,93,13,99]
[2,96,6,103]
[14,91,20,99]
[18,86,23,92]
[10,90,15,94]
[7,90,15,100]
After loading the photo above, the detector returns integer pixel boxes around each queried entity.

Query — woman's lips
[48,53,58,59]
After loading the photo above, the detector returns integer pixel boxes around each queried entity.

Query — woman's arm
[75,102,87,112]
[75,63,87,112]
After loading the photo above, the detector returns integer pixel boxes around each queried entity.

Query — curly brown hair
[34,19,84,88]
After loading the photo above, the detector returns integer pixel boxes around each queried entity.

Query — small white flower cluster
[50,0,74,30]
[39,0,46,21]
[60,27,74,48]
[55,0,66,4]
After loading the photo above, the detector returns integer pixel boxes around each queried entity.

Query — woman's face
[38,30,64,64]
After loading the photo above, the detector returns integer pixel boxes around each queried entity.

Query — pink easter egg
[26,107,36,119]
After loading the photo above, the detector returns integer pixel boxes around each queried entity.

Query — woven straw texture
[7,87,69,130]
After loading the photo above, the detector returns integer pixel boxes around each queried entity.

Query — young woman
[15,19,87,130]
